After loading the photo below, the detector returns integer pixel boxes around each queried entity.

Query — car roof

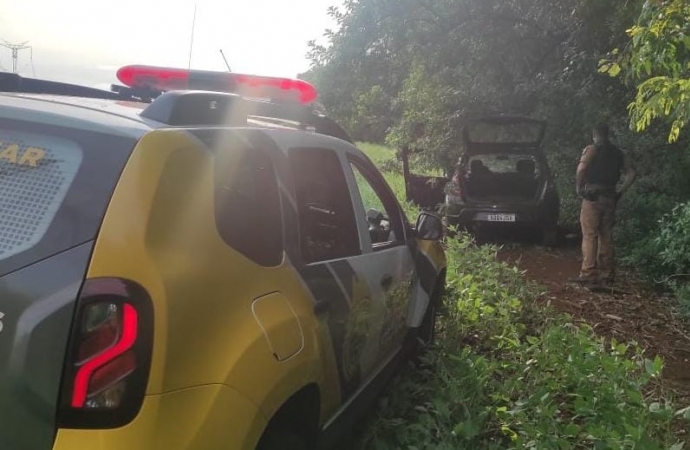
[0,92,358,155]
[0,93,156,138]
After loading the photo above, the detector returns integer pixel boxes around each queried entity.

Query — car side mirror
[415,212,443,240]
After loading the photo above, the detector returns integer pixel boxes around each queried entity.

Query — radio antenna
[219,49,232,72]
[187,4,197,69]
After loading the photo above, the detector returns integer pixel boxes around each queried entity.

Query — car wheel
[541,223,558,247]
[256,428,309,450]
[418,278,445,347]
[418,295,438,346]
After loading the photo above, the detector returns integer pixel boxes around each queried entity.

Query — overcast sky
[0,0,342,88]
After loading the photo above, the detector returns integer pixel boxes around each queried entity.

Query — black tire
[417,277,445,348]
[408,280,444,367]
[256,428,308,450]
[418,294,438,347]
[541,223,558,247]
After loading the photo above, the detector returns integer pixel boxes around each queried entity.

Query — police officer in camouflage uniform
[570,123,636,284]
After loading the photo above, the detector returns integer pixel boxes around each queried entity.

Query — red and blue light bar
[116,65,318,105]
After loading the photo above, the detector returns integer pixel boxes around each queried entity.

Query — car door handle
[381,274,393,291]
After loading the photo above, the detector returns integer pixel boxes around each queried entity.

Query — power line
[0,40,32,74]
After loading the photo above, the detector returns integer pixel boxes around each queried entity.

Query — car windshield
[466,121,543,144]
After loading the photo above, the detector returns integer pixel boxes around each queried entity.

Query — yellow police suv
[0,65,446,450]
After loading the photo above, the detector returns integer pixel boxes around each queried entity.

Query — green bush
[671,283,690,318]
[622,200,690,283]
[634,201,690,317]
[352,235,689,449]
[654,202,690,275]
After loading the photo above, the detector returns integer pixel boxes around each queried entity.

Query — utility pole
[1,41,32,74]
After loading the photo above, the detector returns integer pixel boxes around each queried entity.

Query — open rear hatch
[460,116,546,204]
[0,118,135,450]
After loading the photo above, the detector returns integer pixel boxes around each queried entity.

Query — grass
[351,142,690,450]
[356,142,413,218]
[357,142,406,195]
[358,142,397,166]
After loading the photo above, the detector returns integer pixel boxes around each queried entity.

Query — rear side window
[0,120,136,277]
[289,147,360,263]
[0,131,82,261]
[212,132,283,267]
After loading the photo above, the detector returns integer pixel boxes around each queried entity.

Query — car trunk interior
[463,155,543,203]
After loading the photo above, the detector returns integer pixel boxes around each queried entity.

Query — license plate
[487,214,516,222]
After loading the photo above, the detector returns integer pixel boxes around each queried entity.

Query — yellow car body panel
[52,384,265,450]
[69,130,342,447]
[417,239,447,276]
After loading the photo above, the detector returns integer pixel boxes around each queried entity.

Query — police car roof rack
[138,89,353,144]
[0,71,147,101]
[110,84,164,103]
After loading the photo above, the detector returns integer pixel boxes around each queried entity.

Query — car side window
[289,147,361,263]
[349,157,405,249]
[214,138,283,267]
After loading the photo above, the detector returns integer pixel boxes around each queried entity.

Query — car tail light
[116,65,318,105]
[58,278,153,429]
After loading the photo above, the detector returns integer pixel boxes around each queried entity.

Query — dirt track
[497,241,690,413]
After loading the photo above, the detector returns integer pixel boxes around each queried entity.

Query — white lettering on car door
[0,311,4,334]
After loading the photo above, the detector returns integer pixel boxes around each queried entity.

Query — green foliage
[385,64,464,173]
[614,130,690,258]
[604,126,690,314]
[354,235,687,449]
[600,0,690,142]
[353,143,689,449]
[656,202,690,274]
[352,85,393,143]
[630,201,690,317]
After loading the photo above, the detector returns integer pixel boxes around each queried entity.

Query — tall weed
[354,235,688,449]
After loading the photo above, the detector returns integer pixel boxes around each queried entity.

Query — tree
[305,0,642,172]
[600,0,690,142]
[304,0,690,286]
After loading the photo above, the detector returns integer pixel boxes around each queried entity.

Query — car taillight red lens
[71,303,137,409]
[58,278,153,429]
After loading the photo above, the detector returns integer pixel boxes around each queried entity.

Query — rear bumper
[51,384,266,450]
[444,202,555,227]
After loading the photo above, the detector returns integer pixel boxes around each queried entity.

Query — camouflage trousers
[580,195,617,281]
